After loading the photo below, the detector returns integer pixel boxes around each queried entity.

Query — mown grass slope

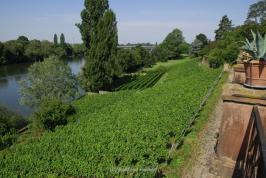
[0,59,222,177]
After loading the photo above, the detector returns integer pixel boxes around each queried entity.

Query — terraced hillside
[0,59,222,177]
[115,67,166,91]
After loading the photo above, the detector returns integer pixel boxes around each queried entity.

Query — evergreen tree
[53,34,58,45]
[190,39,203,57]
[196,33,208,46]
[247,0,266,23]
[60,33,65,46]
[81,10,118,92]
[215,15,233,40]
[17,36,29,43]
[77,0,109,49]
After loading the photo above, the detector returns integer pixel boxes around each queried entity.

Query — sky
[0,0,258,44]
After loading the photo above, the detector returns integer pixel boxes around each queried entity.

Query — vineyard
[115,67,166,91]
[0,59,223,177]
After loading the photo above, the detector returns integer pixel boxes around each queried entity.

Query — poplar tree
[60,33,65,46]
[78,0,118,92]
[82,10,118,92]
[53,34,58,45]
[77,0,109,49]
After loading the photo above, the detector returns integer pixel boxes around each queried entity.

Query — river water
[0,58,85,116]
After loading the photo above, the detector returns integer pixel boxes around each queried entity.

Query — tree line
[0,34,85,65]
[77,0,189,92]
[189,0,266,68]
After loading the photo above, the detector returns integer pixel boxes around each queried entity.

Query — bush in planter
[34,98,76,131]
[242,30,266,87]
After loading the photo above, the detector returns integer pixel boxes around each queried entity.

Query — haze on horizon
[0,0,257,44]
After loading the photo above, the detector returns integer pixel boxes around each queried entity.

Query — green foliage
[17,36,29,45]
[0,60,222,177]
[178,42,190,55]
[116,46,154,75]
[77,0,109,49]
[0,106,26,150]
[0,42,5,64]
[247,0,266,23]
[0,106,26,136]
[242,30,266,60]
[208,48,224,68]
[72,44,85,57]
[162,28,184,59]
[196,33,208,46]
[151,29,185,62]
[116,48,136,72]
[53,34,58,45]
[0,130,17,151]
[191,39,204,57]
[132,45,153,67]
[60,33,65,46]
[80,10,118,92]
[206,27,245,67]
[206,19,266,67]
[190,34,208,57]
[3,40,25,64]
[33,98,75,131]
[115,67,166,91]
[19,57,79,108]
[25,40,43,61]
[0,35,75,65]
[215,15,233,40]
[152,44,168,62]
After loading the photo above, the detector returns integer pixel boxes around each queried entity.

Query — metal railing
[240,106,266,178]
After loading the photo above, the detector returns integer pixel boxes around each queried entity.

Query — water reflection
[0,58,85,116]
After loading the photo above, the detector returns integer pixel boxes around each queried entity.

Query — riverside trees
[0,33,82,65]
[19,57,79,108]
[77,0,118,92]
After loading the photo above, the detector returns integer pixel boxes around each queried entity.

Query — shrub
[0,130,17,150]
[33,98,76,131]
[208,48,224,68]
[20,57,79,108]
[0,106,25,150]
[0,106,27,136]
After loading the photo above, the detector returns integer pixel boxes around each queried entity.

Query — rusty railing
[241,106,266,178]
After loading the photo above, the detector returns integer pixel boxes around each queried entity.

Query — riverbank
[0,58,85,116]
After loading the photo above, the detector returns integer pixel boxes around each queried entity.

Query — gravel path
[182,69,233,178]
[182,99,225,178]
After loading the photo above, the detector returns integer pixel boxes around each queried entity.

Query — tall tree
[17,36,29,43]
[0,42,5,64]
[81,10,118,92]
[77,0,109,49]
[196,33,208,46]
[20,57,79,108]
[25,40,43,61]
[247,0,266,23]
[190,39,203,57]
[162,28,184,59]
[60,33,65,46]
[53,34,58,45]
[215,15,233,40]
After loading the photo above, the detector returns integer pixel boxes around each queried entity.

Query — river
[0,58,85,116]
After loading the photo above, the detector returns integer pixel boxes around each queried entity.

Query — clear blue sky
[0,0,258,44]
